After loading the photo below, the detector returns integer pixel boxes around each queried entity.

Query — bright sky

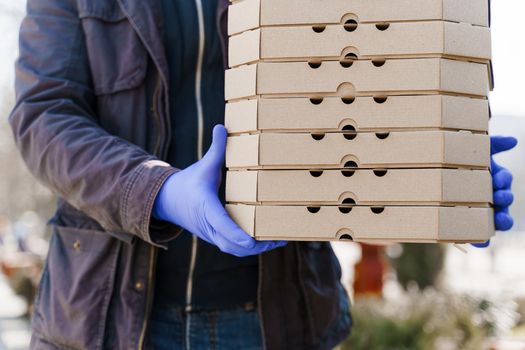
[489,1,525,118]
[0,1,524,117]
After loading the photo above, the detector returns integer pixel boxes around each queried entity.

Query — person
[8,0,515,349]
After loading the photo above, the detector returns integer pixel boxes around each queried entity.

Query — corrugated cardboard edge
[226,133,261,168]
[441,95,489,132]
[226,204,257,237]
[443,132,490,168]
[227,59,489,100]
[227,0,260,35]
[226,170,260,203]
[438,207,494,241]
[227,169,492,205]
[225,98,259,133]
[229,21,491,67]
[229,29,261,68]
[443,0,490,27]
[225,95,488,133]
[229,0,490,35]
[225,64,258,101]
[443,22,491,61]
[440,59,489,97]
[441,169,493,204]
[228,204,494,242]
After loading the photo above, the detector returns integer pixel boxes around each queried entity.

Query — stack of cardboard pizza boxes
[224,0,495,243]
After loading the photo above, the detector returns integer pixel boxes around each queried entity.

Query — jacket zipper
[138,246,158,349]
[139,75,166,350]
[185,0,206,348]
[257,254,267,349]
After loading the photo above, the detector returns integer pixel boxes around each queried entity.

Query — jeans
[149,304,263,350]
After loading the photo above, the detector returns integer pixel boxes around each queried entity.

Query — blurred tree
[0,1,55,227]
[0,89,55,225]
[390,244,445,290]
[339,291,494,350]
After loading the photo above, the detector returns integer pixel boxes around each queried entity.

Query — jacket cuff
[120,159,182,247]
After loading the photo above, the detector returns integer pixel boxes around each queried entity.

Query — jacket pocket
[78,0,148,95]
[32,225,120,350]
[296,242,342,344]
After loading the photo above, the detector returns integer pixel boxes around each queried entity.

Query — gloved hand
[153,124,287,257]
[472,135,518,248]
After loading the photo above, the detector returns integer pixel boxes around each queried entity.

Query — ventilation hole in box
[373,96,388,104]
[309,170,324,177]
[342,197,356,205]
[339,234,354,241]
[340,53,358,68]
[343,133,357,141]
[341,96,355,104]
[308,60,322,69]
[373,169,388,177]
[372,59,386,67]
[312,25,326,33]
[342,125,357,140]
[344,19,358,32]
[344,161,358,168]
[340,60,354,68]
[307,206,321,213]
[375,23,390,31]
[375,132,390,140]
[309,96,324,105]
[371,207,385,214]
[311,133,325,141]
[339,206,353,214]
[341,169,355,177]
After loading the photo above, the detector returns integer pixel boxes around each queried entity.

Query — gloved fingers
[200,124,227,172]
[493,190,514,208]
[471,240,491,248]
[492,168,513,190]
[205,197,287,256]
[206,196,261,249]
[491,158,503,174]
[494,210,513,231]
[490,135,518,155]
[213,234,286,257]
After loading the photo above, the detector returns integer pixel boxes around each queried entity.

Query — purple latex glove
[473,135,518,248]
[153,124,286,257]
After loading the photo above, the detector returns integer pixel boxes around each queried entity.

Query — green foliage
[390,244,445,290]
[340,290,497,350]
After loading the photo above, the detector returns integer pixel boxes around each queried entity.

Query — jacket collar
[116,0,231,84]
[116,0,169,87]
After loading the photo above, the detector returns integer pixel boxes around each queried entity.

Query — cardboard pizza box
[226,204,494,243]
[225,95,489,134]
[225,169,492,206]
[225,130,489,169]
[225,59,491,101]
[228,0,490,35]
[229,21,491,67]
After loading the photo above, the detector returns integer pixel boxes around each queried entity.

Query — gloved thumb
[200,124,227,172]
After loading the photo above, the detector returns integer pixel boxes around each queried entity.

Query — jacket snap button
[73,240,81,251]
[135,281,144,291]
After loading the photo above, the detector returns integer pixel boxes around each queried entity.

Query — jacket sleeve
[8,0,180,246]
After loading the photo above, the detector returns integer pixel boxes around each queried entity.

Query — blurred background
[0,1,524,349]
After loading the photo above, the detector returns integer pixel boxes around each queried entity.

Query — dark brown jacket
[9,0,352,348]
